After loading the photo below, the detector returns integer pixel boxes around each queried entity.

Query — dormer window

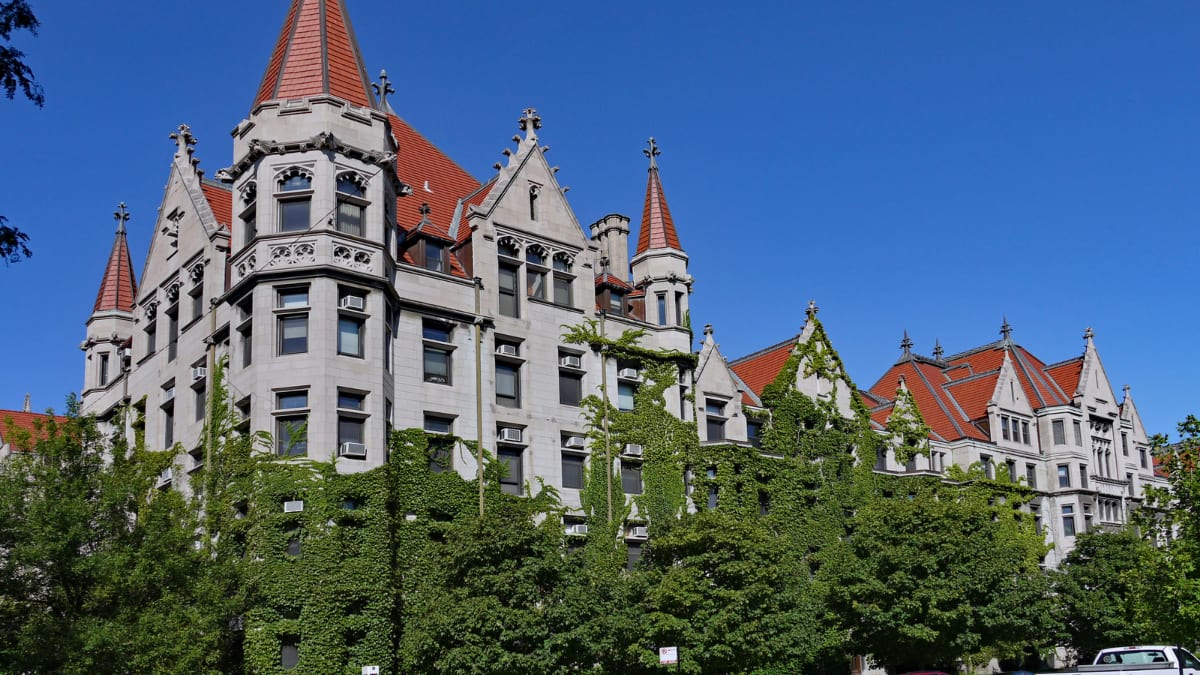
[335,172,367,238]
[608,290,626,316]
[423,241,446,273]
[276,168,313,233]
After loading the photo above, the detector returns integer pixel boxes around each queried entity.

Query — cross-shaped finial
[599,255,611,276]
[644,137,661,169]
[806,299,819,319]
[419,203,431,217]
[372,69,395,109]
[932,338,944,361]
[900,330,913,355]
[113,202,130,234]
[1083,326,1094,341]
[169,124,196,157]
[518,107,542,135]
[1000,316,1013,342]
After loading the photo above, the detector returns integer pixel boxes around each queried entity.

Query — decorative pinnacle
[1000,316,1013,342]
[22,393,30,413]
[418,203,431,218]
[113,202,130,234]
[932,339,944,361]
[372,69,395,109]
[806,299,819,318]
[644,137,661,170]
[1083,326,1094,341]
[169,124,196,157]
[518,107,542,135]
[900,330,913,355]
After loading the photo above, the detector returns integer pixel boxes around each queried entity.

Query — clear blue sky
[2,1,1197,439]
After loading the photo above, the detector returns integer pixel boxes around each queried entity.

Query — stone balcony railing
[231,233,387,283]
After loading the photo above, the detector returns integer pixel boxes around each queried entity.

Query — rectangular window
[608,291,625,316]
[626,542,642,571]
[617,382,636,412]
[98,353,110,386]
[1052,420,1065,445]
[278,315,308,354]
[498,264,519,317]
[336,199,364,237]
[423,414,452,435]
[980,454,994,479]
[1026,463,1037,488]
[553,274,572,306]
[675,292,684,326]
[280,640,299,669]
[1073,420,1083,446]
[621,462,643,494]
[337,316,364,357]
[424,415,454,472]
[1007,459,1017,482]
[1058,464,1070,488]
[195,387,205,422]
[657,293,667,325]
[1021,421,1030,445]
[1001,415,1010,441]
[243,208,257,246]
[706,417,726,442]
[1062,505,1076,537]
[496,362,520,408]
[423,241,446,273]
[559,371,583,406]
[499,449,523,495]
[167,307,179,361]
[423,346,451,384]
[337,415,365,458]
[562,452,585,489]
[190,288,204,323]
[707,467,718,509]
[144,323,157,357]
[527,267,546,300]
[747,420,763,448]
[239,325,253,368]
[279,198,310,232]
[163,403,175,447]
[1122,432,1129,456]
[1139,447,1148,469]
[1079,464,1089,489]
[278,288,309,308]
[275,391,308,457]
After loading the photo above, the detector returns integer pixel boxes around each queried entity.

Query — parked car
[1038,646,1200,675]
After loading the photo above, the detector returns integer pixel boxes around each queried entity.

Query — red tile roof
[252,0,375,111]
[201,180,232,231]
[0,410,67,452]
[93,224,137,314]
[595,273,633,291]
[729,337,799,402]
[1045,358,1083,400]
[634,164,682,255]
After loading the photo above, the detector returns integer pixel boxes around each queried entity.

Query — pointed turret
[93,203,137,314]
[252,0,376,111]
[634,137,682,255]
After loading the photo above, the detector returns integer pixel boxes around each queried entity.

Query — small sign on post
[362,667,380,675]
[659,646,678,665]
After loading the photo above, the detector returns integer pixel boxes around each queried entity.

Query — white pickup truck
[1050,646,1200,675]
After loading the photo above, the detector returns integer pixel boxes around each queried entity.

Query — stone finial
[372,69,395,109]
[644,137,661,170]
[418,203,431,218]
[1000,316,1013,342]
[169,124,196,157]
[932,339,944,361]
[806,299,819,319]
[900,330,913,355]
[704,323,714,338]
[22,393,30,413]
[1123,384,1131,399]
[518,107,542,137]
[113,202,130,234]
[1084,326,1094,341]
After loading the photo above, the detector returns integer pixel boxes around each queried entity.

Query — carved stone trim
[333,244,373,271]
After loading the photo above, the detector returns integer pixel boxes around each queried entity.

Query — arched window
[335,172,368,237]
[552,253,574,307]
[276,168,313,233]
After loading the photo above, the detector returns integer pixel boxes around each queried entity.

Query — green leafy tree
[1138,415,1200,644]
[827,476,1057,673]
[1053,530,1158,663]
[0,1,41,263]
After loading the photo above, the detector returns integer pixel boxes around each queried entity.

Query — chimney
[589,214,631,282]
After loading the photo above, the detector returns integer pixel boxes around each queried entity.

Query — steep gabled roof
[93,210,137,314]
[200,180,232,231]
[0,410,67,452]
[253,0,376,111]
[634,140,682,255]
[389,113,481,239]
[729,335,800,402]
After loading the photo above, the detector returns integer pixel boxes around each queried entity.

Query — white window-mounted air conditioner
[564,436,586,449]
[191,366,207,381]
[566,523,589,536]
[283,500,304,513]
[498,427,523,443]
[559,355,582,369]
[496,344,519,357]
[629,526,649,539]
[618,367,640,380]
[623,444,643,457]
[339,296,365,311]
[339,442,367,459]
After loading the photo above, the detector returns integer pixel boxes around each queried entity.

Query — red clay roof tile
[93,225,137,314]
[634,164,682,255]
[200,181,232,231]
[729,337,799,402]
[0,410,67,452]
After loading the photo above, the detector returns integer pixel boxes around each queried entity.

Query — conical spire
[634,137,682,255]
[93,203,137,314]
[252,0,376,112]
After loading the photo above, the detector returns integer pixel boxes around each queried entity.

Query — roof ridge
[1044,355,1084,369]
[942,368,1001,386]
[944,339,1006,361]
[729,334,802,365]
